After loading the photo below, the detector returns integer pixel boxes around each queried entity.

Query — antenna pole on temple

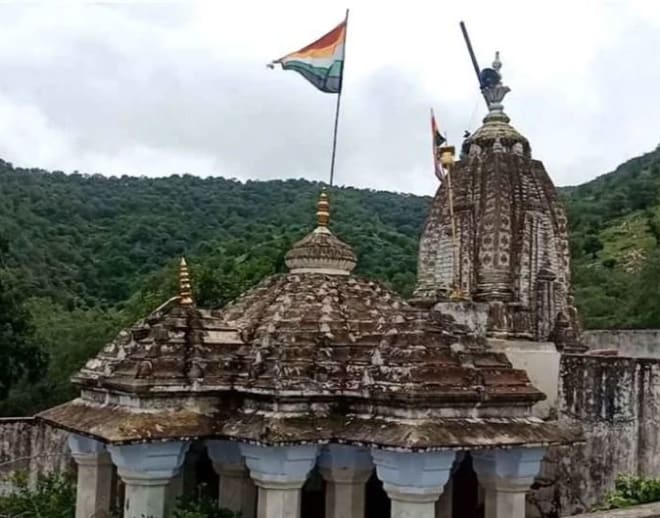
[460,21,489,108]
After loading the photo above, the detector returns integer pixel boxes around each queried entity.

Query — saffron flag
[268,19,346,93]
[431,109,447,180]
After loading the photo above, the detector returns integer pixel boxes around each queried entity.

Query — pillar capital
[206,440,255,518]
[319,444,373,484]
[108,441,190,481]
[68,434,110,463]
[68,434,113,518]
[372,449,456,518]
[371,449,456,497]
[240,444,319,488]
[472,447,546,518]
[206,439,243,466]
[472,447,545,490]
[108,441,190,518]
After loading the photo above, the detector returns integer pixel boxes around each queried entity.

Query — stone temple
[414,54,582,352]
[34,57,580,518]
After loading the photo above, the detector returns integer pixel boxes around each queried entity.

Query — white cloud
[0,0,658,194]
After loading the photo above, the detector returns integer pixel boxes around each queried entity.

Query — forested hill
[566,144,660,328]
[0,159,428,308]
[2,145,660,415]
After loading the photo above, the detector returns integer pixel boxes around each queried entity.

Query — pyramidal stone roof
[38,191,573,450]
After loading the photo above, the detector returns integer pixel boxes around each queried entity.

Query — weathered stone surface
[571,502,660,517]
[38,221,563,451]
[527,354,660,517]
[414,97,582,352]
[582,330,660,359]
[0,418,71,494]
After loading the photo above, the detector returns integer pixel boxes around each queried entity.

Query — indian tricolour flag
[268,17,347,94]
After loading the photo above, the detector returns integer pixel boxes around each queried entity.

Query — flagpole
[329,8,349,187]
[440,145,462,300]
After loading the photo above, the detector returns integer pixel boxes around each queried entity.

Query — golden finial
[439,145,456,168]
[316,188,330,227]
[178,257,194,306]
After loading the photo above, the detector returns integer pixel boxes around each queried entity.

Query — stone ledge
[570,503,660,517]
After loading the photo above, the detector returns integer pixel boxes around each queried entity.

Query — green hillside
[566,144,660,328]
[2,145,660,415]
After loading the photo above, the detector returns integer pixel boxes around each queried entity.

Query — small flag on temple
[267,18,347,93]
[431,109,447,180]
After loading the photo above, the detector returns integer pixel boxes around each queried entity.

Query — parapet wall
[0,418,71,494]
[529,354,660,517]
[570,502,660,517]
[581,330,660,359]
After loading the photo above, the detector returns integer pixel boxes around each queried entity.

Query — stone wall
[582,330,660,359]
[528,354,660,517]
[570,502,660,517]
[0,418,71,494]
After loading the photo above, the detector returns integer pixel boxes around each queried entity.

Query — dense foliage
[0,237,44,402]
[0,472,237,518]
[597,474,660,510]
[1,144,660,415]
[566,144,660,328]
[0,472,75,518]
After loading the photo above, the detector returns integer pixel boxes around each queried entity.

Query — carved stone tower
[414,54,582,350]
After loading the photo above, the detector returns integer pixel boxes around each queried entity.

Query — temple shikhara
[36,52,580,518]
[414,53,582,352]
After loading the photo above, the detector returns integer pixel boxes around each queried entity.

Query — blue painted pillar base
[319,445,373,518]
[206,440,256,518]
[108,441,190,518]
[472,447,546,518]
[240,444,319,518]
[68,434,113,518]
[371,449,456,518]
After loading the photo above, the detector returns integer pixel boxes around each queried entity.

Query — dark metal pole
[329,8,349,187]
[460,21,489,108]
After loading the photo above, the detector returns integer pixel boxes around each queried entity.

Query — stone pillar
[108,441,190,518]
[435,449,464,518]
[435,478,453,518]
[371,449,456,518]
[206,440,256,518]
[240,443,319,518]
[68,434,113,518]
[472,447,546,518]
[318,444,372,518]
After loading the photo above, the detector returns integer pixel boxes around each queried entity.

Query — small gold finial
[178,257,194,306]
[317,188,330,227]
[439,145,456,168]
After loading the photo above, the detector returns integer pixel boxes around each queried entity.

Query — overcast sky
[0,1,658,195]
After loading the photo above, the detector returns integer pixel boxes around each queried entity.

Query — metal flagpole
[440,146,462,299]
[329,8,349,187]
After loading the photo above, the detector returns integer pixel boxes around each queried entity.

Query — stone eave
[36,398,229,445]
[37,398,578,449]
[72,376,233,395]
[219,414,580,451]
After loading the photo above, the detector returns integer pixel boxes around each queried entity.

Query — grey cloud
[0,3,658,195]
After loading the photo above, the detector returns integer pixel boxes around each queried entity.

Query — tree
[583,234,604,259]
[0,238,44,402]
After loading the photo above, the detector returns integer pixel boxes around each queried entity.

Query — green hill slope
[565,144,660,328]
[2,145,660,415]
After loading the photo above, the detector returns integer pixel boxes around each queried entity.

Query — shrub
[598,474,660,510]
[173,490,240,518]
[0,472,75,518]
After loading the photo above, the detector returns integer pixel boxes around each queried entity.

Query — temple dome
[284,190,356,275]
[38,191,570,451]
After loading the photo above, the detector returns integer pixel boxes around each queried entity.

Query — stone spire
[415,53,582,346]
[178,257,194,306]
[284,189,357,275]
